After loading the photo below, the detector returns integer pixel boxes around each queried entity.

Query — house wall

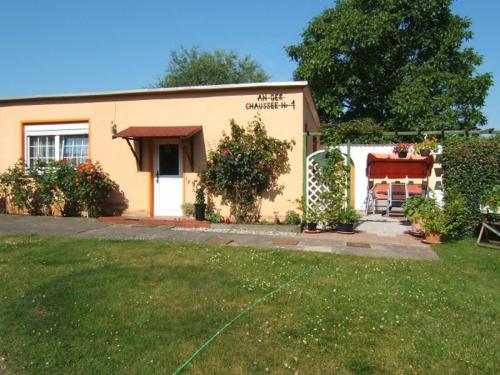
[0,86,315,219]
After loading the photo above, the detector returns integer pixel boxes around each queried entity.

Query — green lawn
[0,236,498,374]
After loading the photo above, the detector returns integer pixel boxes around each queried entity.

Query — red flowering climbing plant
[0,159,117,217]
[74,160,114,217]
[200,115,294,223]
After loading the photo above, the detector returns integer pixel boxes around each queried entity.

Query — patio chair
[366,183,389,214]
[387,182,407,216]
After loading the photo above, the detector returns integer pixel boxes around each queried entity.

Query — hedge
[441,137,500,234]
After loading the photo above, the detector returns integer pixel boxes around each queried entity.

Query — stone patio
[0,214,438,260]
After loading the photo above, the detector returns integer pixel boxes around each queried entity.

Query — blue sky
[0,0,498,128]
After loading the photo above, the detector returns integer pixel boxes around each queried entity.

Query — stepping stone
[206,237,234,245]
[346,242,371,248]
[272,239,299,246]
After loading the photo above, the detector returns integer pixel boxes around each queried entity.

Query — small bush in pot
[422,209,447,243]
[336,207,361,233]
[402,195,427,234]
[305,203,321,231]
[480,185,500,222]
[418,198,448,243]
[194,184,206,221]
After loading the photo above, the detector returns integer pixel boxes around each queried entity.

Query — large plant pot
[337,223,354,233]
[307,222,317,231]
[424,232,443,244]
[411,221,424,236]
[194,203,206,221]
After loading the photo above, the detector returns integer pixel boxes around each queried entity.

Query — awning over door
[113,126,202,139]
[366,153,434,179]
[113,126,202,170]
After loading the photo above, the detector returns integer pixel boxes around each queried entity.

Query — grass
[0,236,498,374]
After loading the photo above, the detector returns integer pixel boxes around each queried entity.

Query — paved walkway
[0,214,438,260]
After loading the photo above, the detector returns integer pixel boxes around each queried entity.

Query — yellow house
[0,82,320,219]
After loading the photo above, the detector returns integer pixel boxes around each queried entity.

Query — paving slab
[0,214,439,260]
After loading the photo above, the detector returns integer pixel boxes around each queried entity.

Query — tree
[286,0,492,132]
[200,116,294,223]
[154,47,269,87]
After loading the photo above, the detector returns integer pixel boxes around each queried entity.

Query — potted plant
[480,185,500,221]
[336,207,361,233]
[305,203,321,231]
[393,143,411,158]
[414,137,438,156]
[402,196,427,235]
[194,184,206,221]
[420,201,447,244]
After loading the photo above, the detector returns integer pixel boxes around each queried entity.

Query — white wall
[337,144,443,210]
[338,145,393,210]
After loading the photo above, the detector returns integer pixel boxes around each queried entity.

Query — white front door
[153,140,183,216]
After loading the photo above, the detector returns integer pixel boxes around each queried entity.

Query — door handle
[156,170,160,183]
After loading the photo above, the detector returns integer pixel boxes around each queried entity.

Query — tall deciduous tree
[287,0,492,131]
[154,47,269,87]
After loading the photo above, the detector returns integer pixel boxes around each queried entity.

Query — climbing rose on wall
[200,115,294,223]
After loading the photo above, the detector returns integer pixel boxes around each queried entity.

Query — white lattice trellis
[306,149,349,213]
[306,149,328,212]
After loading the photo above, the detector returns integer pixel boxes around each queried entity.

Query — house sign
[245,93,296,110]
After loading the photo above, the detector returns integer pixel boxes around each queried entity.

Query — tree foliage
[200,116,294,223]
[327,118,385,144]
[287,0,492,132]
[154,46,269,87]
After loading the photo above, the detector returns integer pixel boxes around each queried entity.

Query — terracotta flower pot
[411,221,424,235]
[424,232,443,244]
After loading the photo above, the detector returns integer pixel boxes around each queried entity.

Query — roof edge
[0,81,309,103]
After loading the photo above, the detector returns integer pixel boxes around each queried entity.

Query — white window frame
[24,122,89,167]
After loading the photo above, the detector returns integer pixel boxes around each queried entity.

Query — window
[24,122,89,167]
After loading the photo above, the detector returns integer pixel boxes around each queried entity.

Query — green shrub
[401,196,427,222]
[0,159,119,218]
[444,190,470,240]
[336,207,361,224]
[181,203,195,217]
[441,137,500,234]
[200,115,294,223]
[284,210,301,225]
[205,210,224,223]
[316,128,350,226]
[0,160,35,214]
[329,118,385,144]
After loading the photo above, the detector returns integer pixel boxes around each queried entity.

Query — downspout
[302,132,308,212]
[346,140,351,208]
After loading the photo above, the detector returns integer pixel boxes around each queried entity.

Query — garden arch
[305,149,354,212]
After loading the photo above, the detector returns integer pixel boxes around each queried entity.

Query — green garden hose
[171,265,316,374]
